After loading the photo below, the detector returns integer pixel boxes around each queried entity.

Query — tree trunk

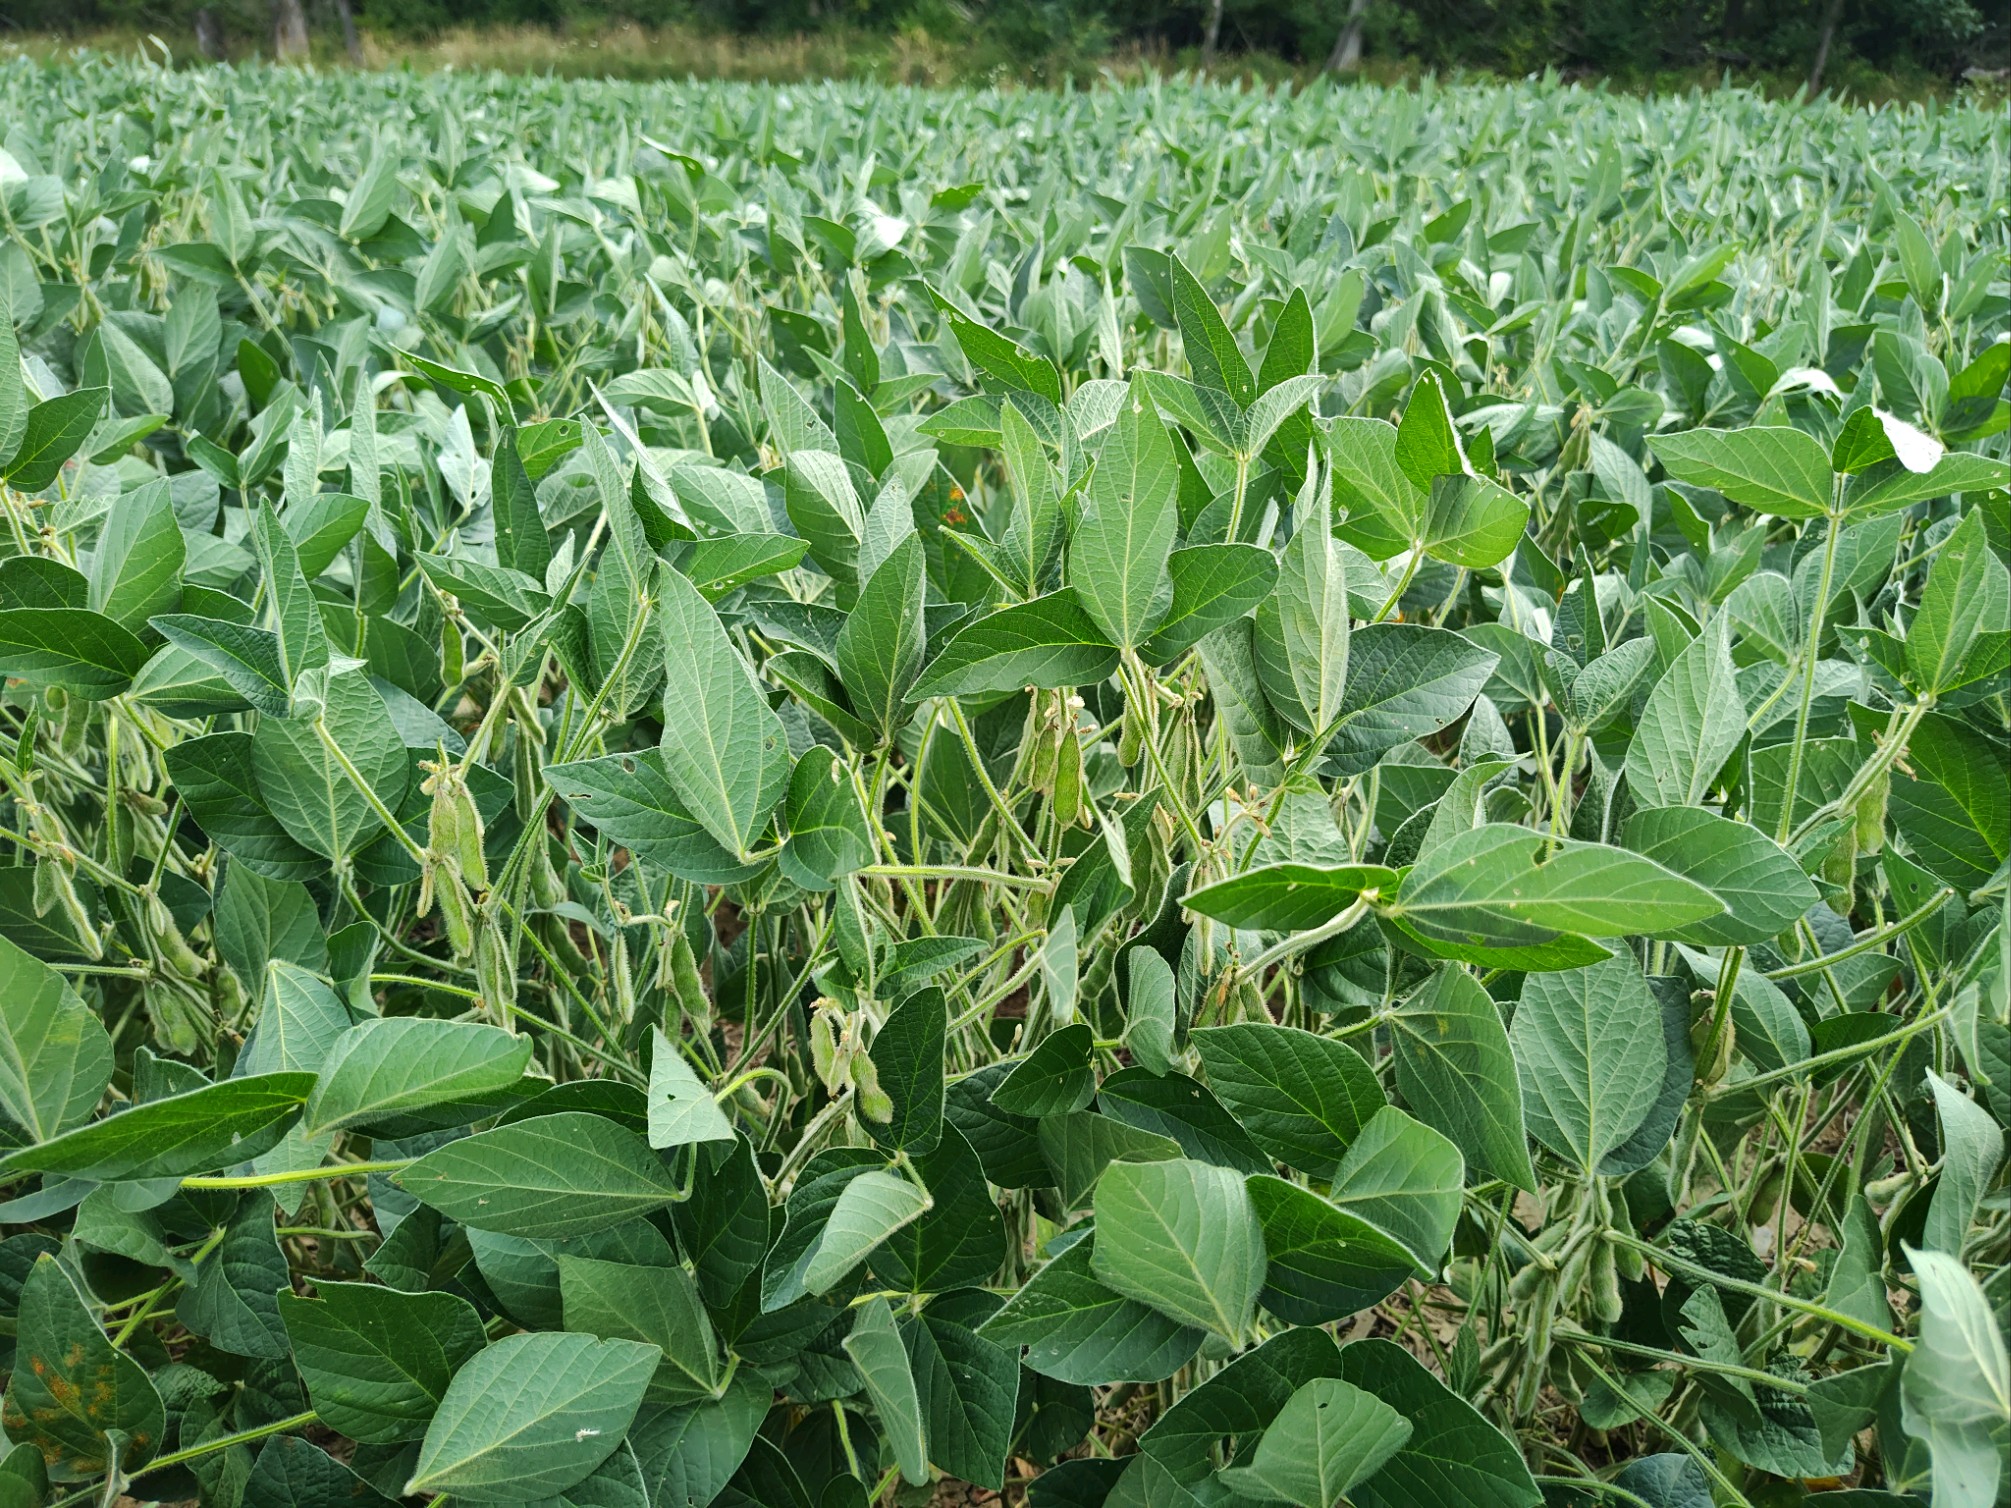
[1202,0,1226,65]
[272,0,309,61]
[194,7,226,60]
[1325,0,1371,73]
[330,0,362,63]
[1807,0,1845,93]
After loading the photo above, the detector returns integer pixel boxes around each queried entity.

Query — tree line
[8,0,2004,91]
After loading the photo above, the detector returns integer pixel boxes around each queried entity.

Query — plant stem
[1604,1229,1910,1351]
[316,715,429,865]
[1774,501,1842,842]
[1237,896,1373,978]
[1372,547,1423,622]
[1764,887,1951,980]
[858,863,1052,891]
[182,1160,411,1191]
[47,1410,322,1504]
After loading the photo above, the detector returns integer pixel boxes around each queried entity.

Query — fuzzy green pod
[434,863,476,957]
[441,613,465,685]
[475,913,516,1015]
[1052,717,1083,829]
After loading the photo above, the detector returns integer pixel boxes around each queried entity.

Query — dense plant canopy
[0,58,2006,1508]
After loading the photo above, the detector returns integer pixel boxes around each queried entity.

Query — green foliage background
[8,0,2005,89]
[0,57,2005,1508]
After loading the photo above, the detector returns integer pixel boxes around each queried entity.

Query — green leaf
[1394,824,1724,944]
[395,1112,682,1239]
[1190,1023,1384,1180]
[175,1191,290,1358]
[872,1123,1007,1293]
[1396,371,1467,489]
[1328,624,1498,770]
[1843,451,2008,518]
[781,450,863,585]
[252,668,407,860]
[87,478,183,632]
[763,1155,884,1310]
[782,743,873,887]
[1823,1195,1894,1335]
[1620,807,1816,945]
[304,1019,533,1137]
[1096,1068,1268,1172]
[149,614,291,716]
[1338,1338,1541,1508]
[278,1281,487,1442]
[1138,1327,1345,1484]
[992,1023,1096,1117]
[1039,1111,1182,1211]
[914,592,1118,697]
[836,533,926,738]
[548,749,763,885]
[1909,510,2009,695]
[0,607,149,696]
[678,532,808,601]
[558,1255,722,1404]
[251,499,330,693]
[1140,542,1278,665]
[628,1372,767,1508]
[1169,255,1254,406]
[0,1071,313,1181]
[1197,617,1289,783]
[0,315,27,469]
[1424,473,1528,568]
[645,1028,735,1150]
[237,960,352,1083]
[1246,1175,1415,1324]
[1123,945,1178,1076]
[1648,427,1833,519]
[1091,1157,1266,1344]
[415,552,551,631]
[843,1297,928,1483]
[867,987,946,1154]
[656,566,790,858]
[902,1307,1021,1492]
[803,1169,929,1294]
[1390,966,1537,1191]
[1921,1070,2003,1257]
[339,142,402,240]
[403,352,513,410]
[1511,952,1666,1173]
[1326,1105,1463,1273]
[930,289,1063,405]
[2,387,108,491]
[1000,397,1064,594]
[1625,618,1744,808]
[1069,375,1180,650]
[1330,416,1421,553]
[1181,862,1397,930]
[282,489,371,579]
[1217,1376,1413,1507]
[980,1233,1204,1385]
[1899,1246,2009,1508]
[493,426,553,579]
[406,1331,658,1503]
[0,1255,163,1476]
[673,1136,769,1309]
[164,731,321,881]
[243,1437,400,1507]
[1275,520,1350,731]
[0,933,114,1142]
